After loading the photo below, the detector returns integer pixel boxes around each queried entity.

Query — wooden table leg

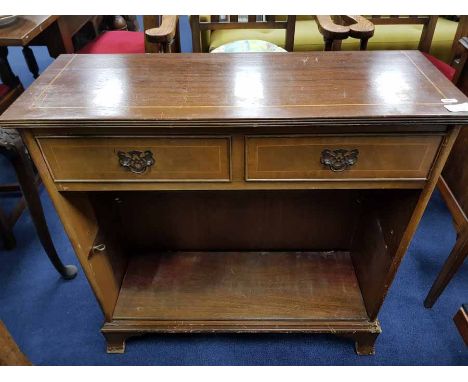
[0,46,21,88]
[102,331,127,354]
[341,331,380,355]
[0,129,77,279]
[424,224,468,308]
[354,332,379,355]
[453,305,468,346]
[0,321,31,366]
[22,46,40,79]
[0,206,16,249]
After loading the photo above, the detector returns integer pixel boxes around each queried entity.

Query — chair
[189,15,296,52]
[367,16,439,53]
[315,16,375,50]
[317,16,438,53]
[192,16,459,61]
[422,36,468,308]
[78,15,179,54]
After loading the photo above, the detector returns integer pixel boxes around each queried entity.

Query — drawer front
[245,135,442,181]
[37,136,231,182]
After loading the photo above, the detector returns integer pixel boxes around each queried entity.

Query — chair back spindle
[190,15,296,52]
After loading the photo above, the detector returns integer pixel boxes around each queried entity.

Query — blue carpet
[0,17,467,365]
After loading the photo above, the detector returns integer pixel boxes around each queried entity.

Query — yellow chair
[193,16,459,63]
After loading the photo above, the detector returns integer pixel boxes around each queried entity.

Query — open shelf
[113,251,369,322]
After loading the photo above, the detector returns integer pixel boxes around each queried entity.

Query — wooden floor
[113,251,369,321]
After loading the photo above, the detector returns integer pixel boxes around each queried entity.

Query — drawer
[37,136,231,182]
[245,135,442,181]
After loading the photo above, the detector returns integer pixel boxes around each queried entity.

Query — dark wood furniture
[449,16,468,67]
[453,304,468,346]
[424,37,468,308]
[0,16,87,277]
[190,16,296,52]
[0,16,103,112]
[1,52,467,355]
[315,16,375,50]
[0,16,102,78]
[319,16,438,53]
[367,16,439,53]
[0,320,30,366]
[0,46,23,115]
[0,128,77,278]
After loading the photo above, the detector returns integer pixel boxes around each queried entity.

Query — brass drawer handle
[320,149,359,172]
[117,150,155,174]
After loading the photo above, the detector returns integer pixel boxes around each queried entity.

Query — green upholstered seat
[208,17,458,62]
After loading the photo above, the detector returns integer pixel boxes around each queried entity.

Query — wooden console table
[1,52,467,355]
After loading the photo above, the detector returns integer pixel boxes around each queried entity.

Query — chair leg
[360,38,369,51]
[22,46,39,79]
[6,134,77,280]
[424,224,468,308]
[323,38,334,51]
[0,206,16,249]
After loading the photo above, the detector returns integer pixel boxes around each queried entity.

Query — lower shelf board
[113,251,369,321]
[105,251,380,354]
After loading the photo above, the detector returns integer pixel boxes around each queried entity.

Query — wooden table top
[0,16,58,46]
[2,51,468,127]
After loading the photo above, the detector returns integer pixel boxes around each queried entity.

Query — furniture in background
[195,15,458,62]
[315,15,375,50]
[1,51,466,355]
[100,16,139,32]
[0,45,23,115]
[0,16,85,278]
[78,16,179,54]
[0,16,102,79]
[449,16,468,68]
[316,16,441,55]
[145,15,180,53]
[325,16,468,69]
[0,320,30,366]
[0,15,112,279]
[362,16,438,53]
[0,128,77,279]
[422,37,468,308]
[210,39,286,53]
[0,15,111,113]
[189,15,296,52]
[453,304,468,346]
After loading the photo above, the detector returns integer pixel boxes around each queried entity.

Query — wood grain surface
[10,51,466,354]
[1,51,468,125]
[113,251,368,321]
[37,136,231,182]
[0,16,58,45]
[246,135,442,181]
